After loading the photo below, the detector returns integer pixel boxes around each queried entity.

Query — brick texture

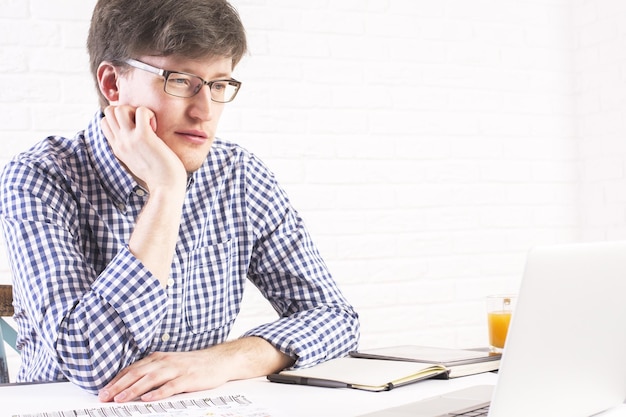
[0,1,623,376]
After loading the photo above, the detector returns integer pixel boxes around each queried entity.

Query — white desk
[4,373,495,416]
[2,372,626,417]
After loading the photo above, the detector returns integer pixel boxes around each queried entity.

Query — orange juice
[488,310,512,349]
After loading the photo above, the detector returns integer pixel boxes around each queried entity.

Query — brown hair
[87,0,247,108]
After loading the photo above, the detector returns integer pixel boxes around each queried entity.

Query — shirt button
[167,278,175,287]
[116,202,125,211]
[161,333,170,342]
[136,189,146,197]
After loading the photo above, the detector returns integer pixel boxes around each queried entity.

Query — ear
[97,62,121,104]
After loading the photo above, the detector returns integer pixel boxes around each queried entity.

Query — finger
[105,353,158,387]
[100,353,172,402]
[112,376,154,403]
[134,106,156,135]
[98,356,152,402]
[102,106,121,132]
[102,369,161,403]
[101,106,126,148]
[112,105,137,131]
[140,378,182,402]
[98,370,130,402]
[100,118,115,144]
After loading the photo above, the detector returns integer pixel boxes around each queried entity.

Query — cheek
[117,76,163,107]
[142,102,176,133]
[153,112,173,137]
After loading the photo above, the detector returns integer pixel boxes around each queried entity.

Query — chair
[0,284,17,384]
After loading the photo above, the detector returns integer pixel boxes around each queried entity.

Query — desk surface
[2,372,626,417]
[4,373,496,416]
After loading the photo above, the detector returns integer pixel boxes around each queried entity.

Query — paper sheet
[12,394,273,417]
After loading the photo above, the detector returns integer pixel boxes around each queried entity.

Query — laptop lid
[355,240,626,417]
[489,240,626,417]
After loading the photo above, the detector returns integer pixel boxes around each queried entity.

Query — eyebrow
[207,72,233,80]
[175,68,233,81]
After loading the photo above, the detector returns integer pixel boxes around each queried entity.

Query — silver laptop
[358,240,626,417]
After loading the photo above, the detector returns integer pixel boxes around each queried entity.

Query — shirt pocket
[183,239,236,334]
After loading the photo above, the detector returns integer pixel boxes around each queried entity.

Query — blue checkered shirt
[0,112,360,394]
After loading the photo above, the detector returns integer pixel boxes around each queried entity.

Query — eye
[167,75,193,87]
[212,81,228,92]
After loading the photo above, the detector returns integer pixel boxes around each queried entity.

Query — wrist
[208,337,294,381]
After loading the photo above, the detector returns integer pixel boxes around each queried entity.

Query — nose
[187,84,215,121]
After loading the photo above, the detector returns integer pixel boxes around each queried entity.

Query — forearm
[243,304,360,369]
[102,105,188,288]
[99,336,295,402]
[215,336,295,379]
[128,186,185,288]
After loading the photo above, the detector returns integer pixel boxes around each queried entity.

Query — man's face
[116,55,233,173]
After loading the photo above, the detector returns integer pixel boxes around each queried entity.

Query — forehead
[140,54,234,77]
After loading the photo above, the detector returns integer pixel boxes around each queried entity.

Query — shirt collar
[84,111,139,209]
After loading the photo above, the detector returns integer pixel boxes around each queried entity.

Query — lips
[176,129,209,144]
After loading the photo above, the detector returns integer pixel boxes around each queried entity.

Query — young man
[0,0,360,403]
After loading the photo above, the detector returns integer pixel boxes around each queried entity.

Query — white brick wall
[574,0,626,242]
[0,0,624,378]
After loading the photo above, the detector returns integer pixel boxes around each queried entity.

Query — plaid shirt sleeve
[0,142,168,393]
[242,154,360,368]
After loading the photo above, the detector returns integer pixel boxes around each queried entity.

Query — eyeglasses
[124,58,242,103]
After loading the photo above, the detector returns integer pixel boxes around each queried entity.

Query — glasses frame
[124,58,242,103]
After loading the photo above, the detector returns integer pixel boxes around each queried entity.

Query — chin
[182,159,206,174]
[178,149,211,174]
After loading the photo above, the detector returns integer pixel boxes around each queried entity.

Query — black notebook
[349,345,501,379]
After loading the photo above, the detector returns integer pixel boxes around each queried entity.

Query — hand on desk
[97,336,294,403]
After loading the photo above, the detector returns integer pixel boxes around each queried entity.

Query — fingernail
[114,391,127,402]
[98,389,110,401]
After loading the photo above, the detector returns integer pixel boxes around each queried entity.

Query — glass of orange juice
[486,294,516,353]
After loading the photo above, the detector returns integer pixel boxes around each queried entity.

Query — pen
[267,374,351,389]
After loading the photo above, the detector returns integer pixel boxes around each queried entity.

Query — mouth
[176,129,209,145]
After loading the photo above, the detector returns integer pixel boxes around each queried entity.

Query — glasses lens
[164,73,201,98]
[210,81,240,103]
[164,72,240,101]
